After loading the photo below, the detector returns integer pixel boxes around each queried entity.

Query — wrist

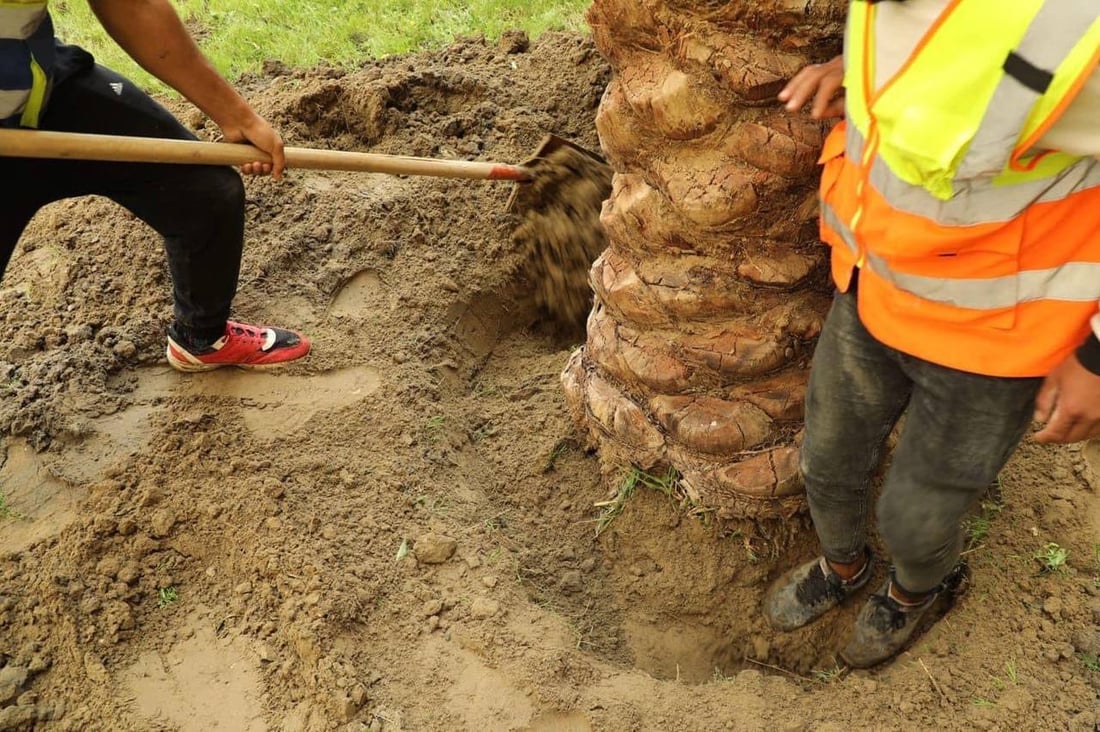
[1075,332,1100,375]
[206,95,256,132]
[213,115,258,136]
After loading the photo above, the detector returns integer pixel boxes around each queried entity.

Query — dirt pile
[0,28,1096,732]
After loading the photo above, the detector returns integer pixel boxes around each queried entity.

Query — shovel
[0,127,592,196]
[0,127,611,330]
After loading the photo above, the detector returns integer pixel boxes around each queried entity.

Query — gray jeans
[801,284,1042,594]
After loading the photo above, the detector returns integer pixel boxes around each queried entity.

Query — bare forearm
[87,0,253,129]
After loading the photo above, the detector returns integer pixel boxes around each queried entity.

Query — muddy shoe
[167,320,311,372]
[763,550,874,632]
[840,562,970,669]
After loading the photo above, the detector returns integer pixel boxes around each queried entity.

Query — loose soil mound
[0,31,1097,732]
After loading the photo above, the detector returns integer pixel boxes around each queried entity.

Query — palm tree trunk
[565,0,847,518]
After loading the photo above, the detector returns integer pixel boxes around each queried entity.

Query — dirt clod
[0,667,27,705]
[414,534,458,564]
[0,704,35,731]
[469,597,501,619]
[149,509,176,538]
[420,599,444,618]
[500,30,531,54]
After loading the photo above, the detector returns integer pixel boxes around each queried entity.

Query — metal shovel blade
[506,134,608,212]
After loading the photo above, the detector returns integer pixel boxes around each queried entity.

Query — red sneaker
[166,320,311,372]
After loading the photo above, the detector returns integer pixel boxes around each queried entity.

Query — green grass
[156,586,179,608]
[711,667,734,683]
[811,664,844,684]
[963,499,1002,549]
[0,491,25,521]
[990,657,1019,690]
[1034,542,1070,575]
[413,493,450,516]
[424,415,447,443]
[594,466,680,537]
[51,0,589,93]
[543,438,574,473]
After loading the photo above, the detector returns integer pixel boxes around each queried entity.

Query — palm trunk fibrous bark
[565,0,847,519]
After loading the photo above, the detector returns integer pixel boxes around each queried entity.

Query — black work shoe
[763,550,874,632]
[840,562,970,668]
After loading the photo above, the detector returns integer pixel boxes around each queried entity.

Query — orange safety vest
[820,0,1100,377]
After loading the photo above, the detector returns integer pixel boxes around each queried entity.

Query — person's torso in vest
[0,0,55,128]
[820,0,1100,377]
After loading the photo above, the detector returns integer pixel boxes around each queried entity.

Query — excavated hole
[509,483,870,686]
[595,492,864,683]
[432,160,609,352]
[461,212,852,685]
[448,280,585,360]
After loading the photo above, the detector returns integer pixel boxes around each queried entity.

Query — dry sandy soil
[0,31,1098,732]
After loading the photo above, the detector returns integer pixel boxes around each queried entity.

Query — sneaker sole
[165,346,309,373]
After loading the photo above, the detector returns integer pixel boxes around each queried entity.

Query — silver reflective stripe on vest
[0,2,47,40]
[872,152,1100,225]
[821,200,858,256]
[865,252,1100,309]
[844,113,862,161]
[822,200,1100,308]
[956,2,1100,179]
[847,122,1100,225]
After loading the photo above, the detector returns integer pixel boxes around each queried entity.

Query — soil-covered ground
[0,31,1098,732]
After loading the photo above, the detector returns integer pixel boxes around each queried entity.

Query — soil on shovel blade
[512,142,611,337]
[0,31,1097,732]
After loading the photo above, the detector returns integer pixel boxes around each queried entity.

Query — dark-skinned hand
[778,55,845,119]
[219,115,286,179]
[1033,353,1100,444]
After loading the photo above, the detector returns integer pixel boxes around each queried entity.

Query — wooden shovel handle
[0,128,533,181]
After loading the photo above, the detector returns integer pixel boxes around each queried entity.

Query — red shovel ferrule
[487,164,534,182]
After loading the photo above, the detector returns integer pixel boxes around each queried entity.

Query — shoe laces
[229,324,262,341]
[226,322,275,351]
[796,559,848,606]
[866,593,913,631]
[822,565,850,602]
[870,570,943,632]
